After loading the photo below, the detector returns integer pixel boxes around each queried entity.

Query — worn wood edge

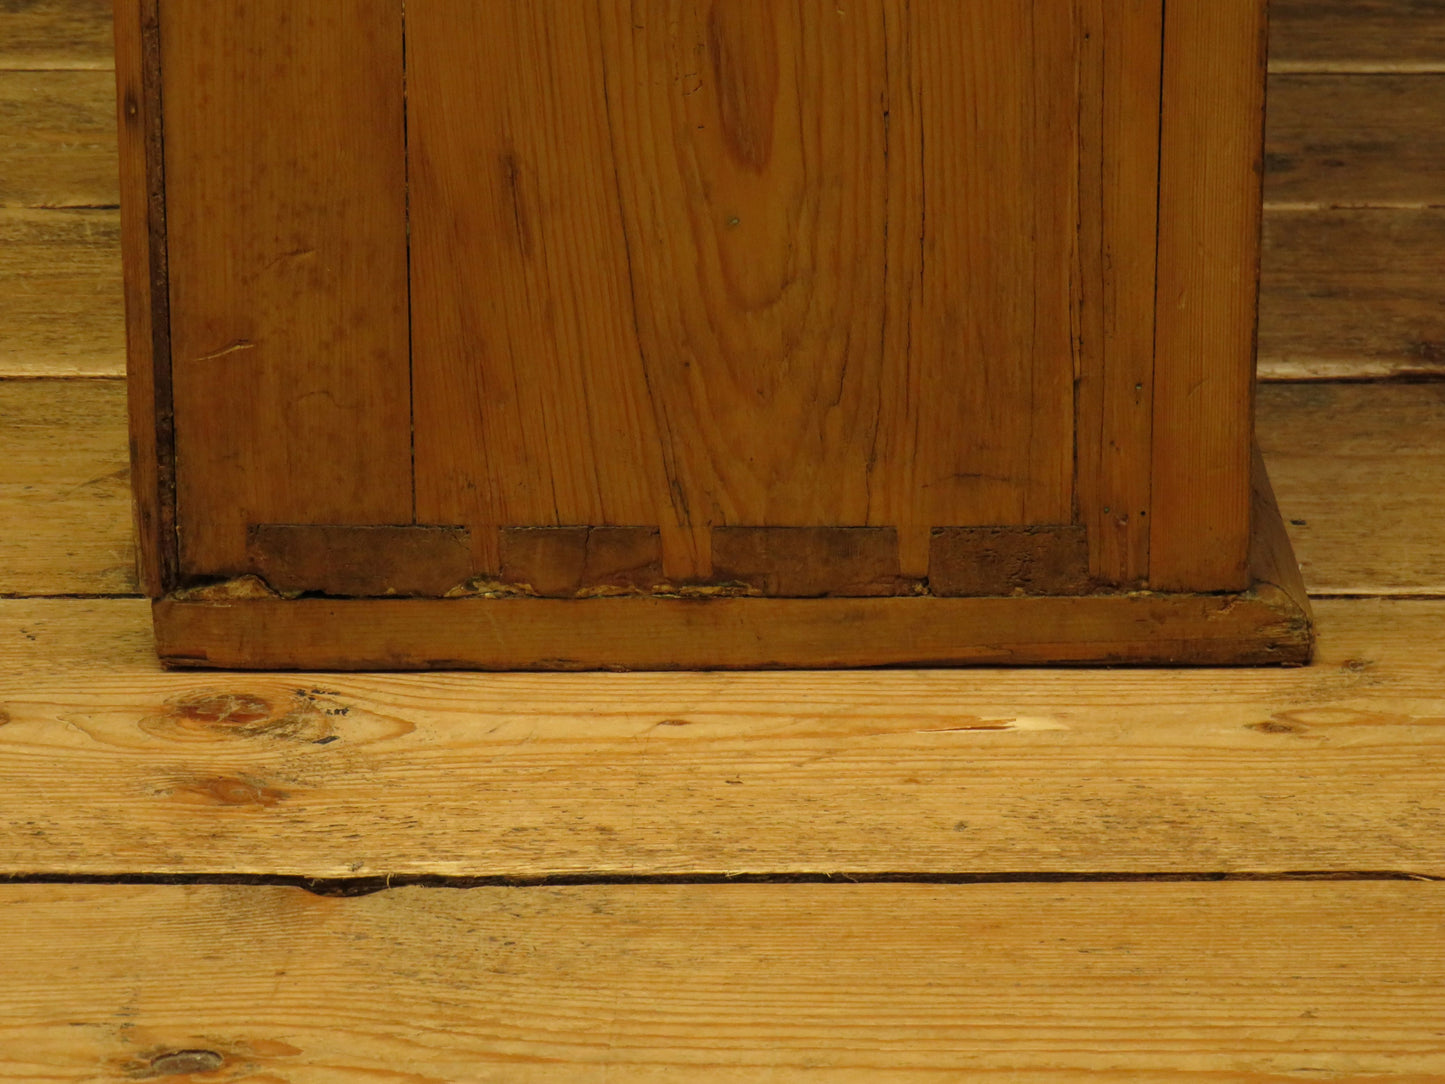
[112,0,172,597]
[151,585,1313,671]
[152,471,1312,671]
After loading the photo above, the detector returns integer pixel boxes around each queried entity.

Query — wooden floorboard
[2,881,1442,1080]
[1270,0,1445,71]
[1266,74,1445,207]
[0,0,113,72]
[1258,383,1445,595]
[2,595,1441,879]
[1260,208,1445,380]
[0,378,136,596]
[2,3,1443,1077]
[0,207,123,377]
[0,69,117,209]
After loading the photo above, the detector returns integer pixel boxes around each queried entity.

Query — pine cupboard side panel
[113,0,170,596]
[160,1,413,578]
[1150,0,1267,592]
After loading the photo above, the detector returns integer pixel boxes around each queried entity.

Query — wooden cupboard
[116,0,1312,668]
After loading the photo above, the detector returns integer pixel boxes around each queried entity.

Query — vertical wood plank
[1076,0,1163,587]
[112,0,170,596]
[892,3,1079,554]
[161,1,413,578]
[1151,0,1268,592]
[596,0,895,575]
[407,1,676,576]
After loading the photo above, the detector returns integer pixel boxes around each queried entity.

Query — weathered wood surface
[1267,74,1445,207]
[0,379,136,596]
[0,70,116,208]
[0,207,122,377]
[0,595,1438,877]
[0,0,113,71]
[1261,208,1445,380]
[2,882,1443,1080]
[1270,0,1445,70]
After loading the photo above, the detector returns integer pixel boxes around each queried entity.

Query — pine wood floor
[2,2,1443,1078]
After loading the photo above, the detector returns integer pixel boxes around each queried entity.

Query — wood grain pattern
[1075,0,1162,586]
[2,882,1443,1080]
[500,527,667,598]
[0,207,123,377]
[8,381,1431,603]
[0,71,116,208]
[0,379,137,595]
[1267,74,1445,207]
[407,1,678,577]
[1270,0,1445,70]
[1151,0,1268,592]
[711,527,908,598]
[1261,208,1445,380]
[161,0,413,578]
[878,1,1078,550]
[410,2,1082,583]
[0,0,113,70]
[0,594,1435,876]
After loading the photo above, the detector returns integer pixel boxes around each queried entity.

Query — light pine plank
[1267,74,1445,208]
[0,378,136,595]
[1,882,1443,1080]
[0,206,123,376]
[0,70,117,208]
[0,0,113,71]
[1,595,1441,877]
[1260,383,1445,596]
[161,0,413,576]
[1260,208,1445,380]
[1270,0,1445,70]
